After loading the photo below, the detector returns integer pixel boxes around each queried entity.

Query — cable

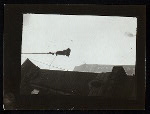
[49,55,56,69]
[21,55,67,71]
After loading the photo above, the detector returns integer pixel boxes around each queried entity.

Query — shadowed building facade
[20,59,135,99]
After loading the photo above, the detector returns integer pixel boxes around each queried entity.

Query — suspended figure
[56,48,71,57]
[49,48,71,57]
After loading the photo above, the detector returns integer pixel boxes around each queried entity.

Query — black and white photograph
[3,5,146,110]
[21,14,137,98]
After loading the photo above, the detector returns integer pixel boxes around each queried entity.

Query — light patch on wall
[31,89,40,94]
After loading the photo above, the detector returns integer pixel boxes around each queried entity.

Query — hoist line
[22,56,50,66]
[21,55,66,71]
[49,55,57,69]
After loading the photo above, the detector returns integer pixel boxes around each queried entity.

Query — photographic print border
[3,4,146,110]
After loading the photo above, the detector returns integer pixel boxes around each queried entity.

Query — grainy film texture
[21,14,136,99]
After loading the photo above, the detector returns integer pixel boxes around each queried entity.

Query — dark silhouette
[49,48,71,57]
[56,48,71,57]
[21,59,135,99]
[49,52,54,55]
[111,66,127,76]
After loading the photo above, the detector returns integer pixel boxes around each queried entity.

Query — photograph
[3,5,145,110]
[21,14,137,99]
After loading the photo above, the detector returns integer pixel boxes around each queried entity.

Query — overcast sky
[21,14,137,71]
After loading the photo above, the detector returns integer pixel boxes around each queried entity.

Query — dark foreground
[20,59,136,99]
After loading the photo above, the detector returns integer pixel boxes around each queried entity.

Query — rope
[49,55,57,69]
[22,56,50,66]
[21,56,66,71]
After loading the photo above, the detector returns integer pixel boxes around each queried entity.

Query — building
[74,64,135,75]
[21,59,136,99]
[21,59,96,95]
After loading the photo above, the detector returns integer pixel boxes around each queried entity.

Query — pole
[22,53,51,54]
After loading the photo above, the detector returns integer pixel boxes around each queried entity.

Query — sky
[21,14,137,71]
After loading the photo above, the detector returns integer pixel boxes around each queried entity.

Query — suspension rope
[49,55,57,69]
[21,56,66,71]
